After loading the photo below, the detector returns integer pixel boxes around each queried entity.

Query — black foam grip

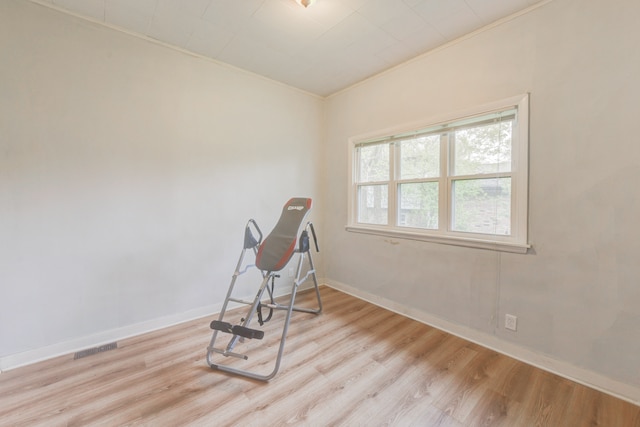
[210,321,264,340]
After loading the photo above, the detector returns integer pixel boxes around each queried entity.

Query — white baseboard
[324,279,640,406]
[0,303,222,373]
[0,282,316,373]
[4,279,639,407]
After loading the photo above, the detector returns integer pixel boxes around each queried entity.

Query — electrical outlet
[505,314,517,331]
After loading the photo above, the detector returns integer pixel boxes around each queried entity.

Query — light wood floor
[1,286,639,426]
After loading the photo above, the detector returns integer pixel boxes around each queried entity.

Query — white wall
[324,0,640,403]
[0,0,324,367]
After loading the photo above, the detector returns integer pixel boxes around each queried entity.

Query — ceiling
[32,0,543,97]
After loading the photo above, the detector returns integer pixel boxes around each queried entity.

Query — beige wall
[0,0,324,366]
[324,0,640,402]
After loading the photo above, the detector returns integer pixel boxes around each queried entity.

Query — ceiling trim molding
[26,0,326,100]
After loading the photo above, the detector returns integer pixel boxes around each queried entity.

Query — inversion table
[206,198,322,381]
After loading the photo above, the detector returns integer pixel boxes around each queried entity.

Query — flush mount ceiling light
[295,0,316,8]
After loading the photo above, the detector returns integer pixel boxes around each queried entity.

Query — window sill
[345,225,530,254]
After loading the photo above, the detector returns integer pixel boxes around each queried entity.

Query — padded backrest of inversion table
[255,198,312,272]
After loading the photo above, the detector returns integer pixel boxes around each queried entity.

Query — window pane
[399,135,440,179]
[357,184,388,225]
[398,182,438,229]
[358,143,389,182]
[452,178,511,235]
[453,121,512,176]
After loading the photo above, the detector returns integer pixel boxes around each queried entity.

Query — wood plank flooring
[1,286,639,426]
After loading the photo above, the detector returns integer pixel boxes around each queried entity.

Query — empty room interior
[2,0,640,425]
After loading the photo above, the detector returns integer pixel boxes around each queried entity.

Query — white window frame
[347,94,530,253]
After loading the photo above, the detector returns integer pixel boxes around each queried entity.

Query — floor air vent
[74,342,118,360]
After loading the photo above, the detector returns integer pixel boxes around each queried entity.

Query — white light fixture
[295,0,316,8]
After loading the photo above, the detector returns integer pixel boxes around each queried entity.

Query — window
[347,95,529,253]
